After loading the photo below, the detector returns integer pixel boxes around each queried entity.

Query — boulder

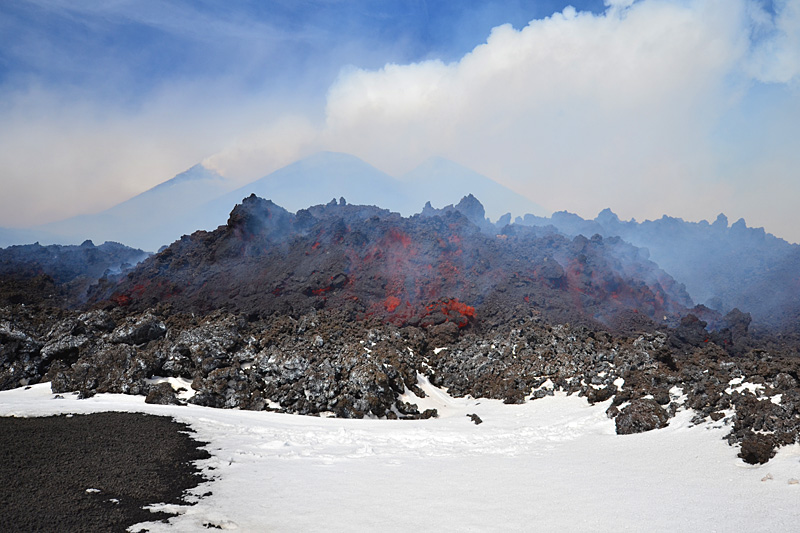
[615,398,669,434]
[145,382,182,405]
[738,434,776,465]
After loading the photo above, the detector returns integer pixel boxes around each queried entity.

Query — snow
[669,385,687,406]
[531,378,555,395]
[726,377,766,396]
[145,377,196,401]
[2,383,800,531]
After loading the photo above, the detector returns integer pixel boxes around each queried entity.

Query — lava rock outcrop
[2,195,800,464]
[614,398,670,434]
[2,302,799,462]
[519,207,800,332]
[0,240,147,308]
[93,195,692,333]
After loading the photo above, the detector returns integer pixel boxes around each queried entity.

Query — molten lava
[100,195,694,331]
[384,295,401,312]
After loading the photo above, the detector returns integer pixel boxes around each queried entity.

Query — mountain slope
[35,164,234,251]
[227,151,410,212]
[188,152,416,234]
[5,152,547,252]
[402,157,548,221]
[0,227,60,249]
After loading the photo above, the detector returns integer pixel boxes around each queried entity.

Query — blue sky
[1,0,799,242]
[1,1,606,106]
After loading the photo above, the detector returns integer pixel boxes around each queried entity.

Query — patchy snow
[2,383,800,531]
[669,385,687,406]
[265,399,282,410]
[726,377,765,396]
[399,372,478,417]
[528,378,556,399]
[145,377,196,401]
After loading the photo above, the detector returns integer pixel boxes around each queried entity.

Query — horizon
[1,0,799,242]
[4,149,787,246]
[162,152,800,243]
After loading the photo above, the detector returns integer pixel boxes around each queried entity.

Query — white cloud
[320,0,752,225]
[746,0,800,82]
[203,116,322,181]
[191,0,800,241]
[0,82,287,226]
[4,0,800,243]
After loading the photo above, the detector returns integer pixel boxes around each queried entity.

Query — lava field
[2,194,799,464]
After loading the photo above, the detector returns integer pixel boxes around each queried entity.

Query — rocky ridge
[89,194,693,332]
[0,240,148,308]
[1,299,797,464]
[518,208,800,332]
[1,195,799,464]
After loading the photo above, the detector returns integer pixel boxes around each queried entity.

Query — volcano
[3,194,800,464]
[94,194,691,332]
[2,152,548,253]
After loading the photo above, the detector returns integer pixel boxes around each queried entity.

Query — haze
[1,0,799,242]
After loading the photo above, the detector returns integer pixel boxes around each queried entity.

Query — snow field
[1,383,799,532]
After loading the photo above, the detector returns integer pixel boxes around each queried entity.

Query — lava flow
[94,194,693,333]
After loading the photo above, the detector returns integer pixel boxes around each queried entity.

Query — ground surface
[0,410,209,533]
[1,382,799,532]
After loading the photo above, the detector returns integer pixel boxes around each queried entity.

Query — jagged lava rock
[95,195,693,333]
[614,398,670,434]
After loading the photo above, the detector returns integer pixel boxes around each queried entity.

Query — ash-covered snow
[1,382,799,532]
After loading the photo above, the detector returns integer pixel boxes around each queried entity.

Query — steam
[745,0,800,83]
[2,1,800,243]
[320,1,746,220]
[518,206,800,328]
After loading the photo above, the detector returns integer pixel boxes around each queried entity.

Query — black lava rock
[615,398,669,434]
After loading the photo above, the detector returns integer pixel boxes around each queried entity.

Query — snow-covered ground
[2,382,799,532]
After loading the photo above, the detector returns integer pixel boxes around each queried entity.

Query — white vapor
[207,0,800,241]
[746,0,800,82]
[3,0,800,243]
[319,0,752,225]
[0,85,261,226]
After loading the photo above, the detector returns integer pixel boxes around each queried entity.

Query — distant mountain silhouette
[2,164,235,251]
[402,157,547,221]
[188,152,410,233]
[2,152,545,252]
[9,153,797,330]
